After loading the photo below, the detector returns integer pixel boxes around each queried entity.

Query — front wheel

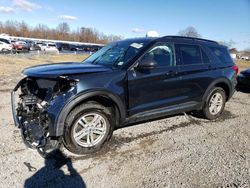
[200,87,226,120]
[63,102,114,155]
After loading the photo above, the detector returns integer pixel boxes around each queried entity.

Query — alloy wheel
[209,92,223,115]
[72,113,107,147]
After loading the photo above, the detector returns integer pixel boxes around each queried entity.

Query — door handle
[165,71,177,76]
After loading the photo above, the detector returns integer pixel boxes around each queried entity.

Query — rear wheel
[200,87,226,120]
[63,102,114,155]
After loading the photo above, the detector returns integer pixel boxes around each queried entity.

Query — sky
[0,0,250,50]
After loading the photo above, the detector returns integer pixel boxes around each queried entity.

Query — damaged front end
[11,76,77,156]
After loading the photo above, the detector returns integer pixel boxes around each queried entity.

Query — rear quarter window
[209,47,232,64]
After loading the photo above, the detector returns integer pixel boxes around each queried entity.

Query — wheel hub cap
[72,113,107,147]
[209,92,223,115]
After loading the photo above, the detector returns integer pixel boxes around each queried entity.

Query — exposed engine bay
[11,76,77,156]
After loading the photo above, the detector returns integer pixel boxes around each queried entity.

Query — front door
[127,42,184,115]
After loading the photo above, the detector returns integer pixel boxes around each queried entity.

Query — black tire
[63,102,114,155]
[200,87,226,120]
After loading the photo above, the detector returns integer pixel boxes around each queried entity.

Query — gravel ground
[0,85,250,187]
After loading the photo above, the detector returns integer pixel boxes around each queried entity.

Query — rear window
[209,47,232,64]
[48,44,56,47]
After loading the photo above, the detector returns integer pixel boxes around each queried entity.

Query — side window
[141,43,175,67]
[177,44,202,65]
[209,47,232,64]
[201,49,210,64]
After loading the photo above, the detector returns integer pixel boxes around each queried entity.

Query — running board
[124,101,199,125]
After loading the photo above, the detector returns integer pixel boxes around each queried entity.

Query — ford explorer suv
[11,36,238,157]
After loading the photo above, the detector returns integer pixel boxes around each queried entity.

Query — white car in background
[241,56,249,61]
[41,43,59,53]
[0,41,12,52]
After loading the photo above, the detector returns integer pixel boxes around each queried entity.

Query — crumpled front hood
[23,62,112,78]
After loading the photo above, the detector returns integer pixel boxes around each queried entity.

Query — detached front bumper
[11,77,27,128]
[11,77,77,136]
[11,77,70,153]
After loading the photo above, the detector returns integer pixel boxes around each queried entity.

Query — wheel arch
[55,90,126,136]
[202,78,233,107]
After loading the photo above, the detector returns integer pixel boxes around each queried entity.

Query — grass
[0,54,89,77]
[235,60,250,71]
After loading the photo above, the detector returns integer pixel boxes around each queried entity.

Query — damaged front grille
[14,77,58,149]
[12,76,77,155]
[22,95,37,106]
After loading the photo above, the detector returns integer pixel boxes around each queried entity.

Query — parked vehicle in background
[0,41,12,52]
[0,37,12,52]
[36,42,44,48]
[0,37,11,45]
[12,36,238,157]
[240,56,249,61]
[13,41,29,52]
[237,69,250,90]
[69,44,82,51]
[29,42,41,51]
[56,43,71,51]
[41,43,59,53]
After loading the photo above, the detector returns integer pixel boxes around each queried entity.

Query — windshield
[83,40,150,67]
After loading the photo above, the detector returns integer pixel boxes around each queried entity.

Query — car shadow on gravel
[24,149,86,188]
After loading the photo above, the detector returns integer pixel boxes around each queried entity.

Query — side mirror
[136,58,157,71]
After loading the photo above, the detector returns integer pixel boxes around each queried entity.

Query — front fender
[53,89,126,136]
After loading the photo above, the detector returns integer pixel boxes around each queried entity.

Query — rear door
[175,43,212,104]
[127,42,184,115]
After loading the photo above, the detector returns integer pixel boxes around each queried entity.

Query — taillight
[232,65,239,75]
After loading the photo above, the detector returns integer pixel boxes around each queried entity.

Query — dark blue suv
[11,36,238,156]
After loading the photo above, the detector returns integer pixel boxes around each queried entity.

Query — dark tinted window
[201,49,210,64]
[141,43,175,67]
[209,47,232,64]
[177,44,202,65]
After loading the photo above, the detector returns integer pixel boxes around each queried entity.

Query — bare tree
[178,26,201,38]
[19,21,30,37]
[32,24,49,39]
[218,39,236,48]
[57,22,70,40]
[0,20,122,44]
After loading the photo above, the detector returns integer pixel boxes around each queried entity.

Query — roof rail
[162,35,218,44]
